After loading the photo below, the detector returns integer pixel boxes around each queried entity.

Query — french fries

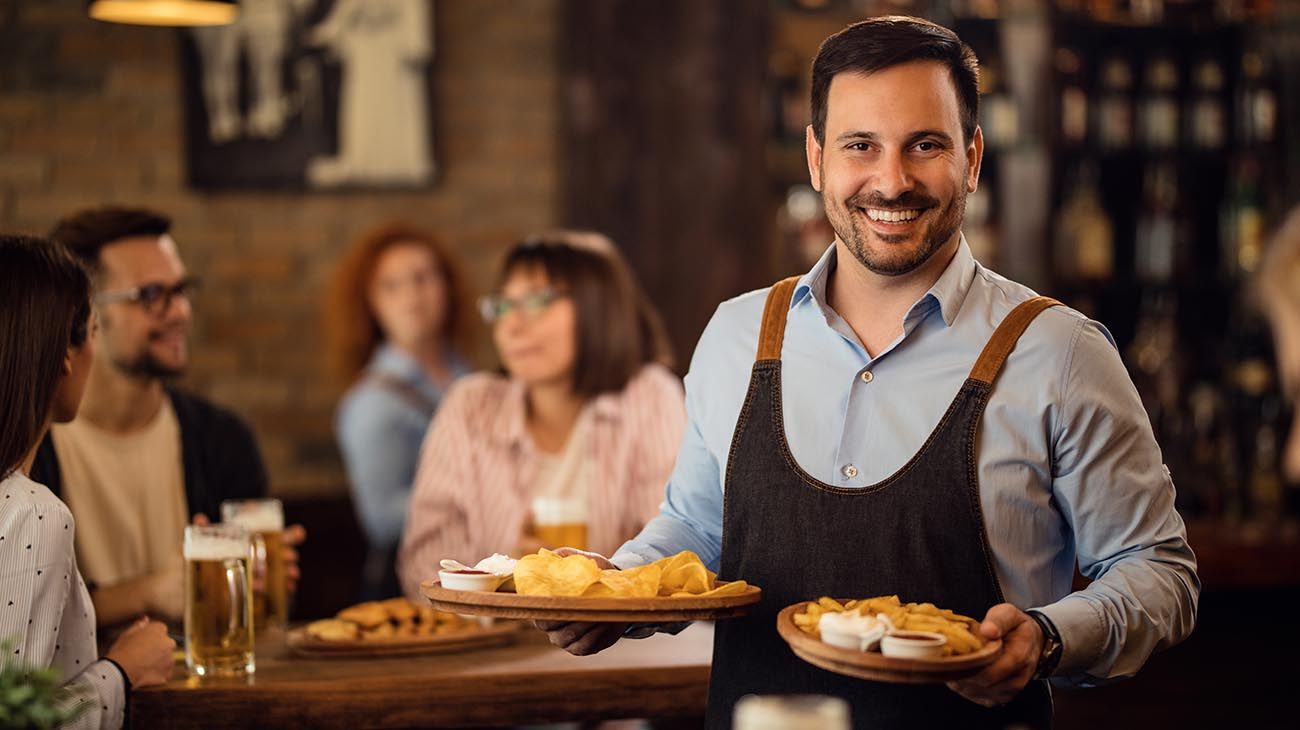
[793,594,986,657]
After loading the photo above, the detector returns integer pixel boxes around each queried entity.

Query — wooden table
[132,623,712,729]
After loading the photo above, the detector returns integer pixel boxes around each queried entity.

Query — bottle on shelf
[1054,163,1114,283]
[1189,58,1227,151]
[1138,56,1180,151]
[1096,56,1135,151]
[1236,51,1279,148]
[1055,46,1089,147]
[979,50,1019,150]
[1220,158,1266,279]
[1135,162,1187,284]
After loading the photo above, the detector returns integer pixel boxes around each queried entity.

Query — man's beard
[114,351,185,379]
[823,171,967,277]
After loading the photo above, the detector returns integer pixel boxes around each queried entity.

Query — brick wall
[0,0,563,497]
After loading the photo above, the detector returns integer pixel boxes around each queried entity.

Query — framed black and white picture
[179,0,436,190]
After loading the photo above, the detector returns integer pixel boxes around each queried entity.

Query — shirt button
[842,464,859,479]
[860,370,874,383]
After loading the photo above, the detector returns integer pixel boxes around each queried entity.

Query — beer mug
[733,695,850,730]
[531,495,588,551]
[220,498,288,634]
[183,524,255,677]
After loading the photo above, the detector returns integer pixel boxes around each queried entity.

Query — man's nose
[870,148,914,202]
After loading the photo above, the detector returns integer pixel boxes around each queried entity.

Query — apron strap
[756,276,802,362]
[968,296,1062,386]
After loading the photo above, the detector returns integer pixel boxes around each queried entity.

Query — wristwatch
[1026,610,1063,680]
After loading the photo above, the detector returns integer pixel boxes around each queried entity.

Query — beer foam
[184,529,250,561]
[532,496,587,524]
[222,500,284,533]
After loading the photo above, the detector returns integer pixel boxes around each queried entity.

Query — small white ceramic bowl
[438,569,506,592]
[821,624,886,652]
[880,631,947,659]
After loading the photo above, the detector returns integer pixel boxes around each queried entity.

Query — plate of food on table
[776,595,1001,684]
[287,597,521,658]
[421,549,761,621]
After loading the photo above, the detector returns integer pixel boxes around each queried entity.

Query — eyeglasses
[478,287,565,323]
[95,276,201,315]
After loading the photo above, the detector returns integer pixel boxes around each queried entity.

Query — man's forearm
[91,575,168,626]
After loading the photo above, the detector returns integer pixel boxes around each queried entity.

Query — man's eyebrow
[835,130,878,143]
[906,130,955,145]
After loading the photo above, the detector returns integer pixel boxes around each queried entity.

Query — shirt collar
[489,377,622,450]
[791,234,977,328]
[369,343,425,382]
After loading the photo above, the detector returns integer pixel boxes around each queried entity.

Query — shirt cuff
[88,658,129,730]
[1030,594,1106,678]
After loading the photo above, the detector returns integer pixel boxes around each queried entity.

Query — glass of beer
[220,498,288,635]
[531,495,588,551]
[183,524,255,677]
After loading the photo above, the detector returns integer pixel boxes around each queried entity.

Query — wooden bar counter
[132,624,713,729]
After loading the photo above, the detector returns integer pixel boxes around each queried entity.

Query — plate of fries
[777,596,1002,684]
[287,598,521,658]
[421,549,761,622]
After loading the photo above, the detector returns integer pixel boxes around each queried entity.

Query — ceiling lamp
[88,0,238,27]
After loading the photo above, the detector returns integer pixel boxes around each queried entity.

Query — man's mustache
[848,191,939,210]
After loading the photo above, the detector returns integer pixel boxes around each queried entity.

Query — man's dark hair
[0,235,92,480]
[48,206,172,273]
[811,16,980,146]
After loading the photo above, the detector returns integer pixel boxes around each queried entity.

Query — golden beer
[183,525,254,677]
[531,496,588,551]
[221,499,288,634]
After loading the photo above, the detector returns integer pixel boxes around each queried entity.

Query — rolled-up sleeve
[1036,320,1200,685]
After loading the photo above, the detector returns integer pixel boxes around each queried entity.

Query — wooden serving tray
[420,580,762,622]
[285,620,521,659]
[776,603,1002,684]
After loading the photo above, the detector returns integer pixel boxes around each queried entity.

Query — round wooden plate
[285,620,521,659]
[420,580,762,622]
[776,603,1002,684]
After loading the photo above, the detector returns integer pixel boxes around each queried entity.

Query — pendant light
[87,0,238,27]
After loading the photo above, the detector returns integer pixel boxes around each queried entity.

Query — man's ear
[967,126,984,194]
[806,124,824,192]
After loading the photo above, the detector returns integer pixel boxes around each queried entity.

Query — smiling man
[538,17,1199,729]
[32,207,305,635]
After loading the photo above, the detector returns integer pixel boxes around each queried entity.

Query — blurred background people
[327,222,473,600]
[31,207,305,634]
[0,234,175,729]
[1258,206,1300,483]
[398,234,683,599]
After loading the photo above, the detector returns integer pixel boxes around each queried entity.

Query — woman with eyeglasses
[1258,206,1300,483]
[0,235,175,729]
[397,234,685,597]
[327,223,474,599]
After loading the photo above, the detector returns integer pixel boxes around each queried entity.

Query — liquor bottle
[979,51,1018,149]
[1096,57,1135,151]
[1138,56,1180,151]
[1220,159,1265,278]
[1248,417,1284,521]
[1135,162,1186,284]
[768,49,806,145]
[1055,47,1089,147]
[1129,0,1164,24]
[1237,51,1279,147]
[1189,58,1227,150]
[1054,164,1114,282]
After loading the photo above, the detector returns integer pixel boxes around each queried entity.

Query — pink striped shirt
[398,364,686,599]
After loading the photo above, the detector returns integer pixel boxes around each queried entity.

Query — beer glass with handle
[221,498,288,634]
[183,524,255,677]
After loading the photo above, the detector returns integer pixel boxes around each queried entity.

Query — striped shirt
[398,364,686,598]
[0,472,126,730]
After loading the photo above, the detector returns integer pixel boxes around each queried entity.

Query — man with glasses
[32,207,305,633]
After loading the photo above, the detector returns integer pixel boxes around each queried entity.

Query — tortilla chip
[593,564,662,598]
[656,551,715,595]
[514,549,602,596]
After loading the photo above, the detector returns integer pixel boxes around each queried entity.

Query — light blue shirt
[336,344,469,550]
[613,240,1199,687]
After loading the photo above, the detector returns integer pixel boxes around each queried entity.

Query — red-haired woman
[325,223,474,599]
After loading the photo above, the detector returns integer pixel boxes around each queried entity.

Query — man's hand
[105,617,176,688]
[533,548,626,656]
[282,524,306,592]
[946,603,1044,707]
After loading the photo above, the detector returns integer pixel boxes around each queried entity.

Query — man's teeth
[865,208,922,223]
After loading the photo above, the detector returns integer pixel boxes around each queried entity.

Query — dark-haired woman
[0,235,174,729]
[397,234,684,597]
